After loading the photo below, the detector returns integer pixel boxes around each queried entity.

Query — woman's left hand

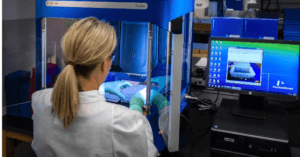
[100,81,132,100]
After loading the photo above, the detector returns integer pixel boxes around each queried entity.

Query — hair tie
[67,61,76,66]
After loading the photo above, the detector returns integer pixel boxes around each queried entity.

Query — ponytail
[51,64,79,130]
[51,17,117,130]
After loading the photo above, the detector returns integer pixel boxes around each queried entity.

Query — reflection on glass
[4,48,34,118]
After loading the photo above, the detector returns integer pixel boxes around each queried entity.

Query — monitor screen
[206,38,300,97]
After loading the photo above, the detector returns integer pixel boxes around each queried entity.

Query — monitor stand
[232,94,266,120]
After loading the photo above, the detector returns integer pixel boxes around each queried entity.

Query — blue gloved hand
[129,88,169,113]
[152,92,169,112]
[151,76,171,92]
[129,88,157,113]
[100,81,132,101]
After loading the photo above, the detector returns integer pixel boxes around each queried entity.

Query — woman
[31,17,159,157]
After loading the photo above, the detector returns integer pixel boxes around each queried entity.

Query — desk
[161,85,300,156]
[3,115,34,157]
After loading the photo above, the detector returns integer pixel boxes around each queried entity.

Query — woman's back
[31,88,157,157]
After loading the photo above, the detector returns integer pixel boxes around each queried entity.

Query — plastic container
[285,9,300,25]
[226,0,234,9]
[5,70,31,116]
[284,36,300,41]
[243,18,279,40]
[284,25,300,37]
[234,0,243,11]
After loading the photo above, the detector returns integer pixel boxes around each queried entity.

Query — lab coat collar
[79,90,105,104]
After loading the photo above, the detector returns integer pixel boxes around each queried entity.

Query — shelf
[193,53,207,58]
[193,49,208,58]
[194,23,211,32]
[193,31,211,35]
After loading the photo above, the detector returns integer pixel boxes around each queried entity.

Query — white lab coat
[31,88,158,157]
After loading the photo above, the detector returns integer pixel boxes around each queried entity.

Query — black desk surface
[3,98,300,157]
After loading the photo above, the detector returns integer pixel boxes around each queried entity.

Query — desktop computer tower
[211,99,289,157]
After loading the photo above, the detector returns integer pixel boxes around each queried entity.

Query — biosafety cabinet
[5,0,195,153]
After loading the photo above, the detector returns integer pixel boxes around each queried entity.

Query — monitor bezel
[205,37,300,101]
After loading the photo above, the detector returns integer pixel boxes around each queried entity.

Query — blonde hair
[51,17,117,130]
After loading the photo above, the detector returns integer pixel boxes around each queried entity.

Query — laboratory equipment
[194,0,209,19]
[207,37,299,157]
[226,0,234,10]
[284,9,300,41]
[191,66,206,86]
[226,0,244,11]
[247,0,260,10]
[233,0,243,11]
[284,8,300,25]
[209,1,218,17]
[211,17,244,38]
[217,0,224,16]
[243,18,279,40]
[5,70,31,117]
[34,0,194,152]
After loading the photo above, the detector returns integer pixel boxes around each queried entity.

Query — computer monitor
[206,37,300,120]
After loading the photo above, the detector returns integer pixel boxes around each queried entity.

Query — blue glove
[129,88,157,113]
[152,92,169,112]
[151,76,170,92]
[129,96,144,113]
[129,88,169,113]
[100,81,132,101]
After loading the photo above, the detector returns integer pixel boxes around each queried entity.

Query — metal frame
[165,12,194,151]
[187,11,194,86]
[146,22,153,116]
[165,22,172,99]
[42,18,47,89]
[168,34,183,152]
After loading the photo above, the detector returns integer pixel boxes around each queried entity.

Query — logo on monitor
[132,50,139,58]
[273,80,293,91]
[277,80,284,86]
